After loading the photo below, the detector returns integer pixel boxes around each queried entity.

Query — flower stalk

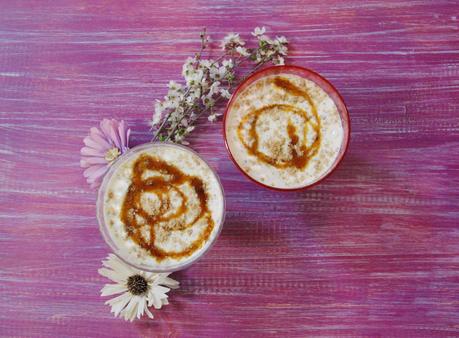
[151,27,288,144]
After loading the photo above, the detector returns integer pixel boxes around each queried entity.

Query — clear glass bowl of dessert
[223,65,350,191]
[97,142,225,272]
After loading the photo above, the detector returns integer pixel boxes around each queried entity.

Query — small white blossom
[252,26,266,37]
[276,35,288,44]
[235,46,250,57]
[182,56,196,77]
[208,81,221,96]
[151,101,163,126]
[222,59,233,69]
[218,65,228,78]
[200,77,210,91]
[174,133,184,143]
[221,33,245,51]
[273,56,285,65]
[180,118,188,127]
[163,96,180,110]
[185,68,204,87]
[208,114,217,122]
[209,62,227,81]
[220,88,231,99]
[199,59,213,69]
[274,37,288,55]
[186,94,196,105]
[258,34,273,45]
[209,65,220,80]
[202,95,215,108]
[167,80,182,91]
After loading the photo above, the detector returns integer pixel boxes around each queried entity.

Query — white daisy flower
[98,254,179,322]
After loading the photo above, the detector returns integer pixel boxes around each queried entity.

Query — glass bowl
[97,142,226,272]
[223,65,350,191]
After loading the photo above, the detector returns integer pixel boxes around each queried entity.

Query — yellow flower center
[104,147,121,162]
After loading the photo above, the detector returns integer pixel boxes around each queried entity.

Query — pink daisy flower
[80,119,131,188]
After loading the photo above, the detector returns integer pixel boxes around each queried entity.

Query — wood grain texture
[1,0,458,337]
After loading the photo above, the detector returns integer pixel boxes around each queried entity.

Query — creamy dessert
[99,143,225,271]
[225,73,344,189]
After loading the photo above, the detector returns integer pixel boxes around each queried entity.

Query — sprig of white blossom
[151,27,288,144]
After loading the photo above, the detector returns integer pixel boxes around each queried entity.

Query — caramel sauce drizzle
[120,154,214,262]
[237,77,322,169]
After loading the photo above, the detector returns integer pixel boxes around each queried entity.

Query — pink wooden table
[1,1,458,337]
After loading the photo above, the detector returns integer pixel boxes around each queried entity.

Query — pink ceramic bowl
[223,65,350,191]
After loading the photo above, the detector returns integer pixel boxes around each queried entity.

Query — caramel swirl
[120,154,214,261]
[237,77,321,169]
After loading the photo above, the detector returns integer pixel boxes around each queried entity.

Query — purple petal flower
[80,119,131,188]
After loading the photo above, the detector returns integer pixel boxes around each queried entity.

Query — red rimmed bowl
[223,65,350,191]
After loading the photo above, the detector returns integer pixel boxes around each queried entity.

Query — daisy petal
[108,121,122,149]
[101,283,127,297]
[122,295,140,322]
[103,254,137,277]
[149,292,162,309]
[137,297,146,319]
[153,285,170,295]
[145,306,154,319]
[83,164,108,180]
[80,156,107,167]
[90,180,101,189]
[98,267,127,284]
[99,119,116,146]
[90,127,112,149]
[107,292,131,317]
[81,146,105,157]
[89,126,104,139]
[125,129,131,152]
[159,275,180,289]
[99,119,111,137]
[118,120,127,150]
[148,286,169,309]
[83,136,107,152]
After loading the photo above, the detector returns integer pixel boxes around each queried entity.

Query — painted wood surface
[1,1,458,337]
